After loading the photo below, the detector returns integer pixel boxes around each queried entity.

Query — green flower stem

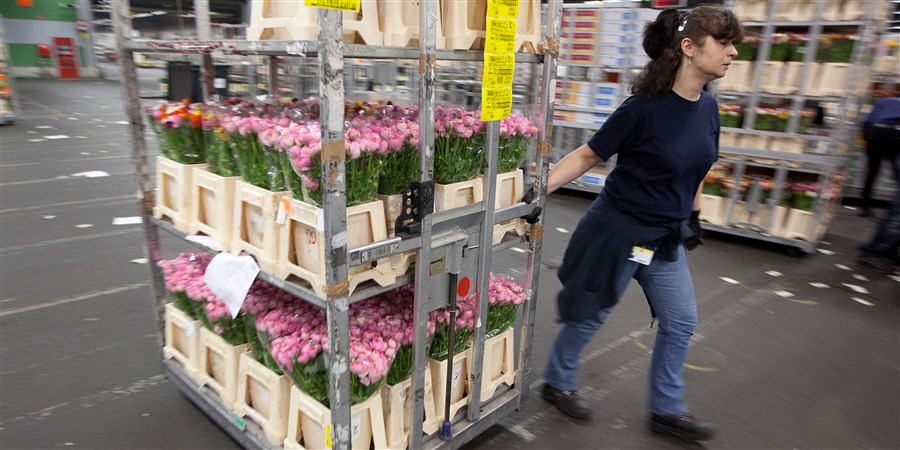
[486,303,517,339]
[497,135,530,174]
[170,291,198,319]
[378,145,419,196]
[428,324,473,361]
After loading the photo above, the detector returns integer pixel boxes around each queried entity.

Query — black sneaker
[541,383,592,420]
[650,412,716,441]
[859,254,895,274]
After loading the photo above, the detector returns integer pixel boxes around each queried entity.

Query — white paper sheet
[204,253,260,318]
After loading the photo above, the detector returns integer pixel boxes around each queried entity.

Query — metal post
[743,0,779,131]
[786,0,827,134]
[467,119,499,422]
[111,0,167,345]
[410,0,437,447]
[518,0,561,406]
[268,56,279,98]
[317,9,351,450]
[195,0,214,100]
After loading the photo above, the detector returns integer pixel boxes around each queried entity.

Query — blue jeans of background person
[861,186,900,257]
[544,245,697,415]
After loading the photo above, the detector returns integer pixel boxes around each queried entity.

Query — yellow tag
[487,0,520,19]
[481,87,512,122]
[628,246,655,266]
[326,424,332,448]
[482,52,515,87]
[485,17,518,53]
[304,0,360,12]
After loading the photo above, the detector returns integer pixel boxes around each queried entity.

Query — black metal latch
[395,181,435,237]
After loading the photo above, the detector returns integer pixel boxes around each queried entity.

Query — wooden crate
[276,198,395,297]
[153,156,206,232]
[734,0,768,22]
[231,181,289,274]
[719,61,752,92]
[434,178,484,212]
[816,63,850,97]
[380,0,446,48]
[381,366,439,449]
[428,348,472,424]
[488,170,527,245]
[699,194,727,226]
[234,353,292,445]
[246,0,382,45]
[283,385,388,450]
[784,208,818,240]
[775,0,815,21]
[766,205,790,238]
[163,303,202,381]
[478,328,516,403]
[198,328,250,408]
[441,0,541,53]
[769,137,806,154]
[189,168,240,252]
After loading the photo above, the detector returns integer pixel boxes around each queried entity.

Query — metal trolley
[111,1,562,448]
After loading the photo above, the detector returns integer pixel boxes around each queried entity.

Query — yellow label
[487,0,520,19]
[304,0,360,12]
[485,17,518,53]
[326,424,332,448]
[481,87,513,122]
[482,52,515,87]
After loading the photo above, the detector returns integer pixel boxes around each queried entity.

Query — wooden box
[246,0,381,45]
[381,366,439,449]
[478,328,516,402]
[277,198,395,297]
[488,170,527,245]
[153,156,206,232]
[234,353,292,445]
[231,181,289,274]
[163,303,202,381]
[434,178,484,212]
[428,348,472,424]
[283,385,388,450]
[189,168,240,252]
[198,327,250,408]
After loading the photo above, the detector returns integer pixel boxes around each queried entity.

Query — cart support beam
[111,0,167,346]
[316,8,352,450]
[519,0,562,407]
[410,0,438,447]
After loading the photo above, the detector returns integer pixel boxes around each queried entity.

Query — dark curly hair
[631,5,743,98]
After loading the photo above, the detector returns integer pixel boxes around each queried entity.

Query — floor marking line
[0,195,135,214]
[0,154,130,169]
[0,283,148,317]
[0,228,141,254]
[0,171,131,187]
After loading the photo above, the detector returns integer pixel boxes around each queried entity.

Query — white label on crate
[452,361,463,388]
[275,201,287,225]
[213,78,227,89]
[351,415,362,438]
[204,253,260,318]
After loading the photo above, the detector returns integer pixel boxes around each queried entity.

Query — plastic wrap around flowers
[434,106,486,184]
[498,114,539,174]
[486,274,526,339]
[146,101,206,164]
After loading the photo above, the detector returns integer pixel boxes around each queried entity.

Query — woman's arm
[548,144,604,194]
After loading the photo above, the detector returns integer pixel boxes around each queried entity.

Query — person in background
[539,5,742,442]
[859,96,900,217]
[858,97,900,272]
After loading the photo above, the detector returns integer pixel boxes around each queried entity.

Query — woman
[540,6,742,442]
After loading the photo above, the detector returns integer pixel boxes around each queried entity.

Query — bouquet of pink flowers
[790,180,819,211]
[158,253,209,319]
[376,105,421,196]
[146,101,206,164]
[486,274,526,339]
[203,103,240,177]
[434,106,485,184]
[498,114,538,174]
[370,285,437,386]
[428,294,477,361]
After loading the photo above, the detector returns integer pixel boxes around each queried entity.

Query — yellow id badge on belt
[628,246,654,265]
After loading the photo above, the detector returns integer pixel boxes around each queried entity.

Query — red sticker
[457,277,471,298]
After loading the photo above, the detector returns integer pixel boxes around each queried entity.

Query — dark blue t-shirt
[586,90,719,224]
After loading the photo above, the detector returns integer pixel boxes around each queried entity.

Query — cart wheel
[784,246,802,257]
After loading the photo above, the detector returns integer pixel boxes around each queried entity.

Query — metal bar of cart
[410,0,438,446]
[519,0,562,407]
[742,0,780,131]
[125,40,543,63]
[785,0,826,134]
[316,9,352,450]
[111,0,167,345]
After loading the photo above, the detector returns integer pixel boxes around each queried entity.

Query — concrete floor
[1,76,898,450]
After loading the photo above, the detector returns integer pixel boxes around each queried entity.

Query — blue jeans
[544,245,698,415]
[861,186,900,257]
